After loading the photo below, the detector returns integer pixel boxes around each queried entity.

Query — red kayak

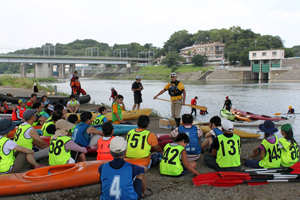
[233,109,284,121]
[41,134,173,154]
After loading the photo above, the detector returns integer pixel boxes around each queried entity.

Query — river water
[48,78,300,142]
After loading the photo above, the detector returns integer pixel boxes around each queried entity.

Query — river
[47,78,300,142]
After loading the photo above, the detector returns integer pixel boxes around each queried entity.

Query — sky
[0,0,299,53]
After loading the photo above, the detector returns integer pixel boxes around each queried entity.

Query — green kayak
[220,109,235,121]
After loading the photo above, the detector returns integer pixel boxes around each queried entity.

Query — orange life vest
[12,106,26,121]
[97,136,114,160]
[71,81,81,95]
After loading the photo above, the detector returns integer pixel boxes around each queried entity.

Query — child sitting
[92,106,107,125]
[67,95,80,113]
[67,114,78,135]
[201,116,223,152]
[112,95,131,124]
[97,122,114,160]
[169,114,203,161]
[160,133,200,176]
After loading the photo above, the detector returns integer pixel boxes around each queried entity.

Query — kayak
[0,159,149,196]
[229,114,296,127]
[67,108,152,122]
[234,109,284,121]
[220,109,235,121]
[231,109,250,121]
[193,121,261,139]
[0,114,12,120]
[0,94,91,104]
[92,124,137,135]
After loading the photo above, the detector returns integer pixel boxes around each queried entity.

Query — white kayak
[226,114,296,127]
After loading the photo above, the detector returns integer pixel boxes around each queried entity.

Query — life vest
[112,103,122,123]
[3,104,9,114]
[13,123,33,149]
[213,128,223,137]
[71,81,81,94]
[279,137,299,167]
[49,136,72,166]
[0,137,15,173]
[68,125,76,135]
[100,161,138,200]
[92,114,106,125]
[26,99,36,109]
[160,143,185,176]
[68,100,78,107]
[216,134,241,168]
[126,129,151,158]
[259,135,281,168]
[12,106,26,121]
[168,81,182,97]
[42,119,55,136]
[70,75,76,82]
[72,122,90,147]
[32,113,41,126]
[97,136,114,160]
[178,125,201,154]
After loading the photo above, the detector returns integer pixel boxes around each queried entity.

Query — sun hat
[110,136,127,153]
[53,119,74,139]
[279,123,292,132]
[111,87,115,90]
[136,76,142,80]
[18,98,27,104]
[259,120,278,134]
[48,105,54,111]
[0,119,16,135]
[222,120,234,133]
[23,109,37,120]
[170,72,177,77]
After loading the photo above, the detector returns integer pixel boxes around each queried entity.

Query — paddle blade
[193,174,220,187]
[219,172,251,180]
[290,162,300,170]
[214,178,243,187]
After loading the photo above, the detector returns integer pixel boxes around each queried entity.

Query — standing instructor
[132,76,143,111]
[154,72,186,127]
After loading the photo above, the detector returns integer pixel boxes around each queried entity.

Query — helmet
[170,72,177,77]
[226,96,229,99]
[289,106,292,109]
[18,98,27,104]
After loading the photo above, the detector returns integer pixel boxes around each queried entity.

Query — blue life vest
[100,161,138,200]
[178,125,201,154]
[72,122,90,147]
[213,128,223,137]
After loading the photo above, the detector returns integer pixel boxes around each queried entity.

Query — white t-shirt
[21,122,34,139]
[210,127,222,137]
[0,136,17,155]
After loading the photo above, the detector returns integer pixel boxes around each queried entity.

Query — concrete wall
[249,49,284,60]
[228,71,252,80]
[35,63,50,78]
[269,70,289,80]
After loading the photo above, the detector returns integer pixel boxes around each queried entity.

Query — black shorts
[134,94,142,104]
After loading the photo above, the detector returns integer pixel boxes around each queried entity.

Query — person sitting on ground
[160,133,200,177]
[1,98,14,114]
[41,111,64,136]
[288,106,295,114]
[92,106,108,125]
[40,104,54,119]
[190,96,198,116]
[112,94,131,124]
[49,119,87,166]
[109,87,118,106]
[0,119,35,174]
[12,98,27,121]
[278,123,299,167]
[204,120,241,171]
[126,115,163,169]
[32,102,47,126]
[54,104,68,121]
[97,122,115,160]
[99,136,147,200]
[169,114,203,161]
[26,93,38,109]
[201,116,223,152]
[244,120,281,168]
[13,109,49,169]
[41,95,50,107]
[72,111,104,161]
[71,76,81,100]
[67,95,80,113]
[67,114,78,135]
[223,96,232,112]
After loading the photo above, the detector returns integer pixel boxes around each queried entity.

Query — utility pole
[43,45,55,56]
[85,47,99,57]
[254,39,257,47]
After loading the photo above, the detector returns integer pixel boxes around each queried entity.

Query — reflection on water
[49,78,300,142]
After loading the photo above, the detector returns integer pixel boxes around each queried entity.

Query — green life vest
[32,113,41,126]
[216,134,241,168]
[49,136,72,166]
[279,137,299,167]
[259,135,281,168]
[160,143,185,176]
[0,137,15,173]
[68,125,76,135]
[126,129,152,158]
[68,100,78,107]
[13,123,33,149]
[42,119,55,136]
[112,102,122,122]
[40,110,48,117]
[92,115,105,125]
[26,100,34,109]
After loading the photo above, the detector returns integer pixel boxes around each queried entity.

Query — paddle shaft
[156,98,207,111]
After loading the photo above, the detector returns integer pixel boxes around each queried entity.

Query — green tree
[282,48,295,58]
[191,54,208,66]
[163,30,193,53]
[162,52,185,68]
[228,52,239,64]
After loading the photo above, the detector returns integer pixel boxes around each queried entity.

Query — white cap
[170,72,177,77]
[111,87,115,90]
[136,76,142,80]
[48,105,54,111]
[110,136,127,153]
[222,120,234,132]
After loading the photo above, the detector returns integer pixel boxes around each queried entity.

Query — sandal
[142,188,153,199]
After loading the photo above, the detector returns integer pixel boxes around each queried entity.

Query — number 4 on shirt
[110,175,121,199]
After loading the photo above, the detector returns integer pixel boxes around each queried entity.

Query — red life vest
[97,136,114,160]
[70,75,76,82]
[3,104,9,114]
[12,106,26,121]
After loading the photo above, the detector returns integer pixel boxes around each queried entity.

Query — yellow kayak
[193,122,261,139]
[67,108,152,122]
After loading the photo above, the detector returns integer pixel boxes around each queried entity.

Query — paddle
[275,113,298,115]
[244,162,300,172]
[192,173,221,186]
[219,171,299,180]
[156,98,207,111]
